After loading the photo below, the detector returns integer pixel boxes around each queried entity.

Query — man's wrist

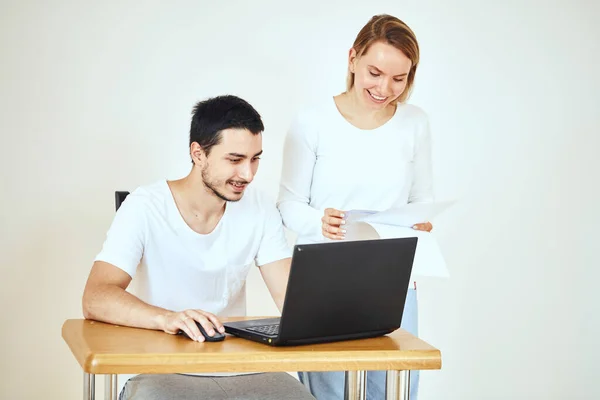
[151,309,171,332]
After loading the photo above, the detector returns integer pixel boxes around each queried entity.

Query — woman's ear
[348,47,358,73]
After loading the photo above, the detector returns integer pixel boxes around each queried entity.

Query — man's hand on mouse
[159,309,225,342]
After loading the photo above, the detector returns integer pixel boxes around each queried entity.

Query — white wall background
[1,0,599,399]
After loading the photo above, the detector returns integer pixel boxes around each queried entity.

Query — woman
[277,14,434,399]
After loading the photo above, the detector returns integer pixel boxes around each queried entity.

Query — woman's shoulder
[395,102,429,120]
[391,103,431,132]
[291,96,337,124]
[285,97,339,144]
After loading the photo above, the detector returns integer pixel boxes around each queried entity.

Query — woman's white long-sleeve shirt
[277,97,434,244]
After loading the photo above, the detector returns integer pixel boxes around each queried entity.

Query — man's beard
[201,165,246,202]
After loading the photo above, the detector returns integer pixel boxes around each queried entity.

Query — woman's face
[349,41,412,110]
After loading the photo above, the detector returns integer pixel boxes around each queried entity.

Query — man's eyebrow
[368,65,408,77]
[226,150,263,158]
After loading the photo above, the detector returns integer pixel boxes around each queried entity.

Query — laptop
[223,237,418,346]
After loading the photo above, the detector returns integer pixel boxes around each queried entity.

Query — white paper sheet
[369,224,449,278]
[342,201,455,279]
[345,200,456,228]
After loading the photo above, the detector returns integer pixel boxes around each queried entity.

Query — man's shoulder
[228,187,281,225]
[220,187,278,235]
[120,180,170,213]
[236,185,275,211]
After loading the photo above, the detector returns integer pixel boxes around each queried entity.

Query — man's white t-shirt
[94,180,292,318]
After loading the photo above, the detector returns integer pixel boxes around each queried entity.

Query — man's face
[200,128,262,202]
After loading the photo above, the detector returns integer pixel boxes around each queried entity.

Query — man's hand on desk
[158,309,225,342]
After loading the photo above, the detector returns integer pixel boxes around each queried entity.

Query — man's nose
[237,162,254,182]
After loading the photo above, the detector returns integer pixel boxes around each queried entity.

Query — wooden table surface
[62,318,442,374]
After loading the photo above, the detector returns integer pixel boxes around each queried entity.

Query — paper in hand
[371,224,449,278]
[346,200,455,228]
[342,201,455,279]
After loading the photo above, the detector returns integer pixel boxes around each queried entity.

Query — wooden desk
[62,318,441,400]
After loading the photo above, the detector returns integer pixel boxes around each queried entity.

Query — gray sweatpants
[119,372,315,400]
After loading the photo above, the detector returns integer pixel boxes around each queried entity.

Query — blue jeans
[298,288,419,400]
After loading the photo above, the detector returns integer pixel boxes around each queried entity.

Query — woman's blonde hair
[347,14,420,104]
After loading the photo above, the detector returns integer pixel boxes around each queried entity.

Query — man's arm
[82,261,166,329]
[82,261,223,341]
[86,192,223,341]
[258,257,291,312]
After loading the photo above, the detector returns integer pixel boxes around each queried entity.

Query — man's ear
[190,142,206,165]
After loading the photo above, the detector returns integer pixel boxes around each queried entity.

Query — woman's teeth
[368,91,386,101]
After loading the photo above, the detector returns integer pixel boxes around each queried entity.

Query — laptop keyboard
[246,324,280,337]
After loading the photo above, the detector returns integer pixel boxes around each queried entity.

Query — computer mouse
[178,320,225,342]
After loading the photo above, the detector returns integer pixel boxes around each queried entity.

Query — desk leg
[344,370,366,400]
[105,374,118,400]
[84,372,95,400]
[385,370,410,400]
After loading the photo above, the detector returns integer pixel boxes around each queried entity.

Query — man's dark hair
[190,95,264,156]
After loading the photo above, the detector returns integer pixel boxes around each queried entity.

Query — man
[82,95,314,399]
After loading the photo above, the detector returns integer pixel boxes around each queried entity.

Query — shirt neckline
[163,179,229,239]
[330,95,401,132]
